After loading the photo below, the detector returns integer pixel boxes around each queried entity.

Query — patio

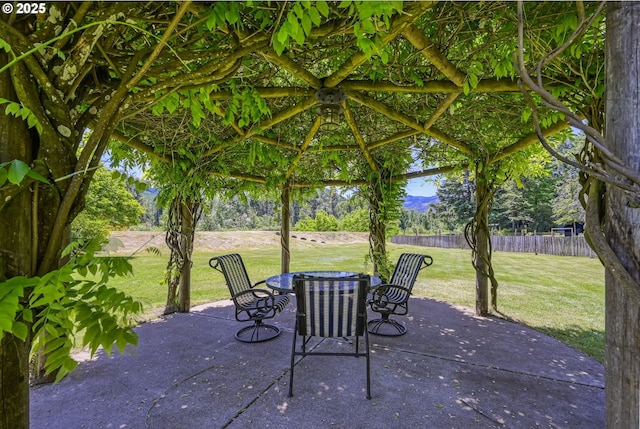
[30,297,604,429]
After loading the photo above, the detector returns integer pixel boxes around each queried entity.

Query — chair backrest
[389,253,432,289]
[209,254,253,298]
[293,274,370,338]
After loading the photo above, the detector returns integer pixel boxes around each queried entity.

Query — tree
[0,3,241,426]
[552,163,585,228]
[72,168,144,244]
[495,174,556,233]
[431,177,475,232]
[340,208,370,232]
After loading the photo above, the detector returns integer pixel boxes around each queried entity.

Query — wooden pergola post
[280,183,291,274]
[177,199,194,312]
[474,178,490,316]
[604,3,640,425]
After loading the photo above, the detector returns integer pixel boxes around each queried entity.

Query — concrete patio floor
[30,297,605,429]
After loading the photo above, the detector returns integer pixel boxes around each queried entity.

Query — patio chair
[289,273,371,399]
[209,253,290,343]
[367,253,433,336]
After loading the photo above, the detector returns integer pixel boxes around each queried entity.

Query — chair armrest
[370,284,412,304]
[233,288,276,309]
[252,279,267,288]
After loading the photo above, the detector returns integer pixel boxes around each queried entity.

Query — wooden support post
[474,179,490,316]
[177,200,194,313]
[604,3,640,426]
[280,184,291,274]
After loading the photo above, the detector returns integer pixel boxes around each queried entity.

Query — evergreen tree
[431,177,475,232]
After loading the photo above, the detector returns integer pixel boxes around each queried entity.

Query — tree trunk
[0,333,30,429]
[605,3,640,427]
[0,51,33,429]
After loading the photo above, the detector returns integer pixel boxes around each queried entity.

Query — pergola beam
[203,96,318,157]
[343,102,379,172]
[402,24,467,87]
[262,50,323,89]
[203,78,534,102]
[208,164,461,189]
[489,120,570,163]
[252,135,299,152]
[368,129,422,150]
[348,90,475,155]
[323,2,435,88]
[340,79,525,93]
[209,171,267,184]
[424,92,460,130]
[208,87,315,100]
[111,130,169,162]
[286,117,322,179]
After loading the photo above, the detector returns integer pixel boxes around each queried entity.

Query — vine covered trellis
[110,1,611,314]
[2,2,640,427]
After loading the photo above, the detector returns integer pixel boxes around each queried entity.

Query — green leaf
[225,10,238,25]
[292,26,305,45]
[469,73,479,89]
[26,168,49,184]
[316,0,329,17]
[379,48,389,64]
[308,7,321,26]
[276,25,289,44]
[301,14,312,36]
[12,321,28,341]
[22,307,33,323]
[5,102,20,116]
[7,160,30,185]
[0,38,12,54]
[287,12,299,35]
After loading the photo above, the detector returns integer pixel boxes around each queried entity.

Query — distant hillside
[402,195,439,213]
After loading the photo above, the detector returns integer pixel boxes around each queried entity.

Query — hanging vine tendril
[362,167,404,282]
[515,0,640,305]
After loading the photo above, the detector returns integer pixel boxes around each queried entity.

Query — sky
[405,177,437,197]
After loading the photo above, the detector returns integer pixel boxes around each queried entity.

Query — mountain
[402,195,439,213]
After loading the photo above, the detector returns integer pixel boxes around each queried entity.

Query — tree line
[83,155,583,240]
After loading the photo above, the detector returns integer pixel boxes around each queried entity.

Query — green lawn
[110,241,605,363]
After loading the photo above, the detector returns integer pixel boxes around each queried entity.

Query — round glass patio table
[266,271,381,293]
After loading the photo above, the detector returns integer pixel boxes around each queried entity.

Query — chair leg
[364,330,371,400]
[288,319,298,398]
[367,313,407,336]
[235,320,281,343]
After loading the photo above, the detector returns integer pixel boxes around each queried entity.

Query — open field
[105,231,605,362]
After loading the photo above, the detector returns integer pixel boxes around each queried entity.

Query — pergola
[113,1,592,317]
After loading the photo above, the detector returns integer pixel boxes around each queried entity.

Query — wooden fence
[392,234,597,258]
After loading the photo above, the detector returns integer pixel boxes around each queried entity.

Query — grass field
[107,236,605,363]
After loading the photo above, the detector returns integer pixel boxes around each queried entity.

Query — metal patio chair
[367,253,433,336]
[209,253,290,343]
[289,273,372,399]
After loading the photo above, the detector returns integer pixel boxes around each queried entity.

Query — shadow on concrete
[30,297,604,429]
